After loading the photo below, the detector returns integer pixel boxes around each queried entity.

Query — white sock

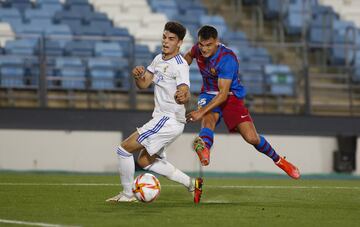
[144,159,191,189]
[116,146,134,196]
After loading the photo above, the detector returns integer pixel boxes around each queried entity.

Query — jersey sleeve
[190,44,198,58]
[217,55,238,80]
[176,64,190,88]
[146,55,159,73]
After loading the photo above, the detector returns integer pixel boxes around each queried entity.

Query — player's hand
[174,90,187,104]
[186,110,204,122]
[132,66,145,79]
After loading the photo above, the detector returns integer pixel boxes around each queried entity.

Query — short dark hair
[198,25,218,40]
[164,21,186,40]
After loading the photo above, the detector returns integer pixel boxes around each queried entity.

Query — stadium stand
[0,0,358,115]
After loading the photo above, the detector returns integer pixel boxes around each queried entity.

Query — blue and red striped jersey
[190,43,246,98]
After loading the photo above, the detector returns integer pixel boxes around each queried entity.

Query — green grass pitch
[0,172,359,227]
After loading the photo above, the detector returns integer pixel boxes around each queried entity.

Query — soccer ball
[132,173,161,203]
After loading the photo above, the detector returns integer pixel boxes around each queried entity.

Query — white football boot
[106,192,138,203]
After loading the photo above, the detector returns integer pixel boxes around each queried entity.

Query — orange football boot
[193,137,210,166]
[276,156,301,179]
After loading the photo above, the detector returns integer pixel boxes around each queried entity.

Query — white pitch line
[0,182,360,190]
[0,219,80,227]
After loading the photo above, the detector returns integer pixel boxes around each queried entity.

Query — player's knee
[244,134,260,145]
[202,115,217,129]
[137,156,148,168]
[120,140,131,151]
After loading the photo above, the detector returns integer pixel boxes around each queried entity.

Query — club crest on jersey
[163,65,169,73]
[210,67,216,75]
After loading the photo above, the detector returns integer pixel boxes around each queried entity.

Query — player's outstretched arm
[186,78,231,122]
[183,49,194,65]
[132,66,154,89]
[175,84,190,104]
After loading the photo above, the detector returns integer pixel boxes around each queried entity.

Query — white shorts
[136,116,184,158]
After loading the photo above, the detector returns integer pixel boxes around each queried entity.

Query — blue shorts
[197,93,222,126]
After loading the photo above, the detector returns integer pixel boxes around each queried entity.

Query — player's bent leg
[276,156,301,179]
[139,150,194,191]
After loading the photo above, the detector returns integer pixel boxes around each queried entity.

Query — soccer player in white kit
[106,22,203,203]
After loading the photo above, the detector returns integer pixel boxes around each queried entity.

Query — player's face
[162,30,182,56]
[198,37,219,58]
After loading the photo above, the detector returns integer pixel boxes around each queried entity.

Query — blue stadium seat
[149,0,179,19]
[95,42,123,57]
[83,12,108,25]
[14,23,45,37]
[24,9,54,23]
[36,0,63,13]
[65,5,92,14]
[0,55,25,87]
[55,57,86,89]
[45,25,72,48]
[264,64,295,96]
[4,39,38,56]
[308,9,337,47]
[239,63,265,95]
[64,41,94,57]
[134,44,153,66]
[54,10,82,23]
[262,0,283,19]
[200,15,227,36]
[3,0,32,13]
[39,40,63,56]
[0,8,21,19]
[175,0,206,15]
[87,57,116,89]
[75,25,104,36]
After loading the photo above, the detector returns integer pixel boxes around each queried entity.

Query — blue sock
[199,127,214,150]
[254,135,280,162]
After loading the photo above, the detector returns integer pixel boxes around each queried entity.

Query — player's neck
[162,51,179,61]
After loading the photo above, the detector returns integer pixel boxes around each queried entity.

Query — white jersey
[147,53,190,123]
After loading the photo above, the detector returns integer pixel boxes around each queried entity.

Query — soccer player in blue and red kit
[182,25,300,179]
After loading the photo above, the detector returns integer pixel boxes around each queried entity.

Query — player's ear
[216,38,220,45]
[177,39,183,48]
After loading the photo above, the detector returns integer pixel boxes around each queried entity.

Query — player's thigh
[201,112,220,130]
[198,93,222,128]
[121,131,145,153]
[138,117,184,156]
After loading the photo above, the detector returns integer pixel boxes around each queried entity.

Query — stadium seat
[239,63,265,95]
[0,55,25,87]
[87,57,116,89]
[95,42,123,57]
[24,9,54,23]
[39,40,64,56]
[36,0,63,13]
[4,39,38,56]
[264,64,295,96]
[55,57,86,89]
[2,0,32,13]
[64,40,94,57]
